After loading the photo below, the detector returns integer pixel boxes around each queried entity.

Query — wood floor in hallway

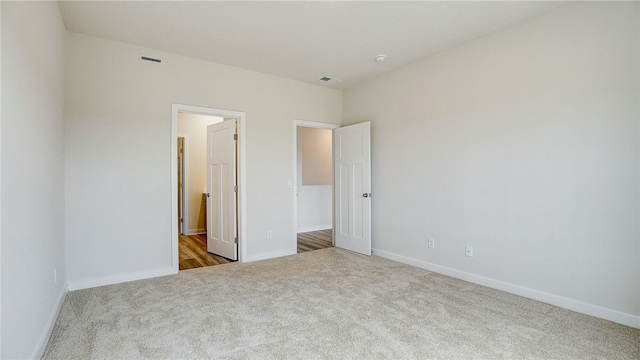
[297,229,333,253]
[179,233,234,270]
[180,229,332,270]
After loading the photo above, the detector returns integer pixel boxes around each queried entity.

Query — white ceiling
[57,1,565,90]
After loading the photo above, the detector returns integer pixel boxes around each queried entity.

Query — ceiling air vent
[319,76,342,84]
[140,55,162,63]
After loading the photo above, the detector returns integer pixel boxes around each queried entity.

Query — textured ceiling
[58,1,564,89]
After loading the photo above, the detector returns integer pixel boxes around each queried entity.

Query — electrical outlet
[266,231,272,239]
[428,238,435,249]
[465,245,473,257]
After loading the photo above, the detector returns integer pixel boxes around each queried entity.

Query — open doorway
[177,113,235,270]
[293,121,339,253]
[171,104,247,273]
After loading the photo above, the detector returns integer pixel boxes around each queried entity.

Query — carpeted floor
[43,248,639,359]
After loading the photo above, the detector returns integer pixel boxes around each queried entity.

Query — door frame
[171,104,247,272]
[292,120,340,253]
[177,135,188,235]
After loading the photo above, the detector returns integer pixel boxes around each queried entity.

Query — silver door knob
[363,193,371,198]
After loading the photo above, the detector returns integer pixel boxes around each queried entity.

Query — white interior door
[207,119,238,260]
[334,122,371,255]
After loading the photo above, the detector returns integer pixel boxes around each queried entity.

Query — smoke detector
[319,76,342,84]
[375,54,386,63]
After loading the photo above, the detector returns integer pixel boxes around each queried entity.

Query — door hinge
[234,237,238,244]
[179,218,183,223]
[233,133,238,141]
[233,185,238,192]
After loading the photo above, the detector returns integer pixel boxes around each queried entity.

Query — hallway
[179,234,234,270]
[297,229,332,253]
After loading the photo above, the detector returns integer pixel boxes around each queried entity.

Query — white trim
[172,104,247,269]
[30,284,68,360]
[243,248,296,263]
[0,3,3,354]
[372,248,640,329]
[172,107,179,272]
[292,120,339,253]
[297,224,332,234]
[67,267,174,291]
[186,229,206,235]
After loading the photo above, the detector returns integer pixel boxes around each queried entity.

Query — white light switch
[287,179,293,188]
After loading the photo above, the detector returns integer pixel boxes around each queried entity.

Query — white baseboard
[186,229,206,235]
[31,283,68,360]
[297,224,332,233]
[67,267,176,291]
[372,248,640,329]
[243,248,296,263]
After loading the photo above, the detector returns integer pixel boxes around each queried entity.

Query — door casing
[177,136,187,235]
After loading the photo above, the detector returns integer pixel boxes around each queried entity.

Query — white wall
[177,113,224,234]
[65,33,342,284]
[343,2,639,325]
[1,2,67,358]
[300,127,332,185]
[297,127,333,233]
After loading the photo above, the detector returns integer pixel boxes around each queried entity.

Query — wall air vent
[319,76,342,84]
[140,56,162,63]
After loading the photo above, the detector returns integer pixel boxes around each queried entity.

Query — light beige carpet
[43,248,639,359]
